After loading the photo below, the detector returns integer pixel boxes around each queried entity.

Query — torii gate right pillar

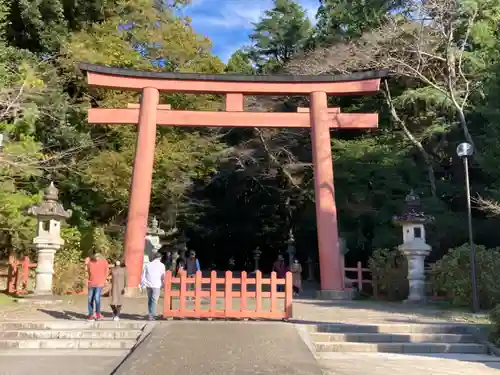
[310,91,348,298]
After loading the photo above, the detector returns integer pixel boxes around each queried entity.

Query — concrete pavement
[114,321,324,375]
[318,352,500,375]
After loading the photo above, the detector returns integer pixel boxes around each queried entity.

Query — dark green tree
[315,0,407,45]
[225,49,255,74]
[248,0,312,72]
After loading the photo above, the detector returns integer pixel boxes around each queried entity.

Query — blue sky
[178,0,320,62]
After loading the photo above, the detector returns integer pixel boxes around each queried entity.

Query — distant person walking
[175,255,186,276]
[289,258,302,296]
[110,260,127,321]
[186,251,201,277]
[186,251,200,299]
[86,252,109,321]
[140,252,166,321]
[272,254,287,292]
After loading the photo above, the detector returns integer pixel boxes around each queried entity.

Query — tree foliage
[3,0,500,285]
[248,0,312,72]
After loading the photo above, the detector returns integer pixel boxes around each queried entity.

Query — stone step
[316,352,500,363]
[313,342,488,354]
[310,332,476,343]
[0,321,147,331]
[309,323,483,335]
[0,329,142,340]
[0,339,137,350]
[0,348,130,356]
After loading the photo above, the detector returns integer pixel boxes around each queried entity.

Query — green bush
[81,227,123,262]
[53,227,86,294]
[490,305,500,345]
[431,243,500,309]
[369,248,408,301]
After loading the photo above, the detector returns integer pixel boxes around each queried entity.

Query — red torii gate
[79,63,385,298]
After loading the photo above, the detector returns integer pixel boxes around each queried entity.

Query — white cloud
[186,0,318,29]
[180,0,320,62]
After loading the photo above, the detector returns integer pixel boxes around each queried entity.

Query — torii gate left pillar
[80,63,385,298]
[124,87,159,286]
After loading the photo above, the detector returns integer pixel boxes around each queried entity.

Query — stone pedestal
[33,240,62,295]
[316,289,356,300]
[253,248,261,272]
[399,243,431,304]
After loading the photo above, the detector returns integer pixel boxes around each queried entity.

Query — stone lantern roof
[146,216,165,237]
[28,182,72,220]
[393,190,434,225]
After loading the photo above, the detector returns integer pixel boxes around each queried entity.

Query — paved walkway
[114,321,323,375]
[0,294,495,375]
[1,294,487,324]
[291,298,489,324]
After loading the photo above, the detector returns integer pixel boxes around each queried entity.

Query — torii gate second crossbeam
[79,63,386,299]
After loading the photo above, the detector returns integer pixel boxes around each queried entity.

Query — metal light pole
[456,142,479,313]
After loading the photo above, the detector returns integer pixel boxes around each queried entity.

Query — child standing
[110,260,127,321]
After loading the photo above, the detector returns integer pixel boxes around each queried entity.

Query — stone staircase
[302,323,500,365]
[0,321,147,355]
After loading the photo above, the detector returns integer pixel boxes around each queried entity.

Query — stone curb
[476,339,500,357]
[294,324,316,355]
[110,321,158,374]
[463,325,500,357]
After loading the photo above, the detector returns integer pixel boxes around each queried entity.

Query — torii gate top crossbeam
[79,63,387,95]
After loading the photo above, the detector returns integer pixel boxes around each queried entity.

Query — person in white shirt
[140,252,166,321]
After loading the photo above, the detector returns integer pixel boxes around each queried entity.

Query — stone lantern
[253,247,262,271]
[286,229,296,266]
[393,190,434,304]
[144,216,165,266]
[28,182,72,296]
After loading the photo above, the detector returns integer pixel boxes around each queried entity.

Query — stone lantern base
[316,289,356,300]
[399,241,431,304]
[14,295,63,305]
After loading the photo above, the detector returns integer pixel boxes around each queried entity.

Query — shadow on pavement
[37,309,148,321]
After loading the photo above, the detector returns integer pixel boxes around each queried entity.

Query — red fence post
[163,271,172,318]
[270,272,277,314]
[285,271,293,319]
[240,271,247,313]
[7,258,18,294]
[20,256,30,293]
[179,270,186,312]
[194,270,202,314]
[210,270,217,313]
[255,271,262,313]
[224,271,232,317]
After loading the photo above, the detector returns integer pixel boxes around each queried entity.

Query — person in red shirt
[86,252,109,321]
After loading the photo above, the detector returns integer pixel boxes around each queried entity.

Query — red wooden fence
[343,261,374,294]
[7,256,37,294]
[163,270,293,320]
[4,256,89,295]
